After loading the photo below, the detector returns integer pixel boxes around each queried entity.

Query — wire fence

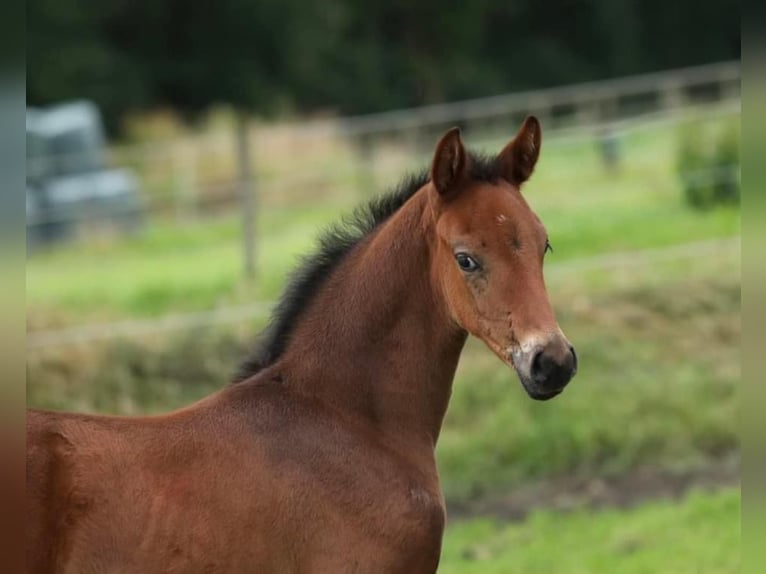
[25,102,741,228]
[26,62,740,228]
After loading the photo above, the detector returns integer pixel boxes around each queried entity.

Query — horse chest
[307,454,446,570]
[291,479,445,574]
[236,416,447,570]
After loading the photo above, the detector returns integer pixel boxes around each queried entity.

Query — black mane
[233,152,503,382]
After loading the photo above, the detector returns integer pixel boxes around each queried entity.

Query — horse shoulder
[26,409,108,573]
[221,384,447,567]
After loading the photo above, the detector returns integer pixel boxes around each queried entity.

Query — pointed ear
[431,127,467,195]
[497,115,542,186]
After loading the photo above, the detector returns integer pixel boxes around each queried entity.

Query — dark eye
[455,252,481,272]
[544,239,554,255]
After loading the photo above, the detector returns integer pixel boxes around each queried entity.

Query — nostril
[530,349,552,383]
[530,344,577,387]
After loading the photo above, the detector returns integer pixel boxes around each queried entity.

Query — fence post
[720,73,740,103]
[236,110,256,279]
[174,141,198,221]
[660,78,685,111]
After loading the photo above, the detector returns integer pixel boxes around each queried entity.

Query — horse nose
[530,340,577,390]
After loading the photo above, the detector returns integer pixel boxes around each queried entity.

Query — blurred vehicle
[26,101,143,249]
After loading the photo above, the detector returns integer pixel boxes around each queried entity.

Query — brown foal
[27,117,576,573]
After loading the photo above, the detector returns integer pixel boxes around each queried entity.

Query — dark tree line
[28,0,740,135]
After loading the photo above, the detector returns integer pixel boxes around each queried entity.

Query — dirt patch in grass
[448,451,739,523]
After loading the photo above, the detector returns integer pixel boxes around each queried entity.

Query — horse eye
[545,240,554,255]
[455,253,480,272]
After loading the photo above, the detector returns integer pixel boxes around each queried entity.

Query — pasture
[442,487,740,573]
[27,113,740,571]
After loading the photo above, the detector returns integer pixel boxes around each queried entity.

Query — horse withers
[27,116,576,573]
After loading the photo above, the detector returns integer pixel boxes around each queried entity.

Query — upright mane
[233,151,504,382]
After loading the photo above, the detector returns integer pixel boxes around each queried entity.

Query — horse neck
[278,189,467,446]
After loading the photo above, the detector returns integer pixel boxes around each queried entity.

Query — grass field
[26,112,741,572]
[440,487,740,574]
[439,261,739,502]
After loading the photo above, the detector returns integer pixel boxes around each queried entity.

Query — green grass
[26,115,739,326]
[26,204,342,324]
[440,487,740,574]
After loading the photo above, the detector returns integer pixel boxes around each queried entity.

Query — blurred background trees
[28,0,740,135]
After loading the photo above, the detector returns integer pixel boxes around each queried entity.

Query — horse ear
[431,127,467,195]
[497,116,542,186]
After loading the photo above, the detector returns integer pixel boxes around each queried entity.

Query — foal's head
[427,117,577,400]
